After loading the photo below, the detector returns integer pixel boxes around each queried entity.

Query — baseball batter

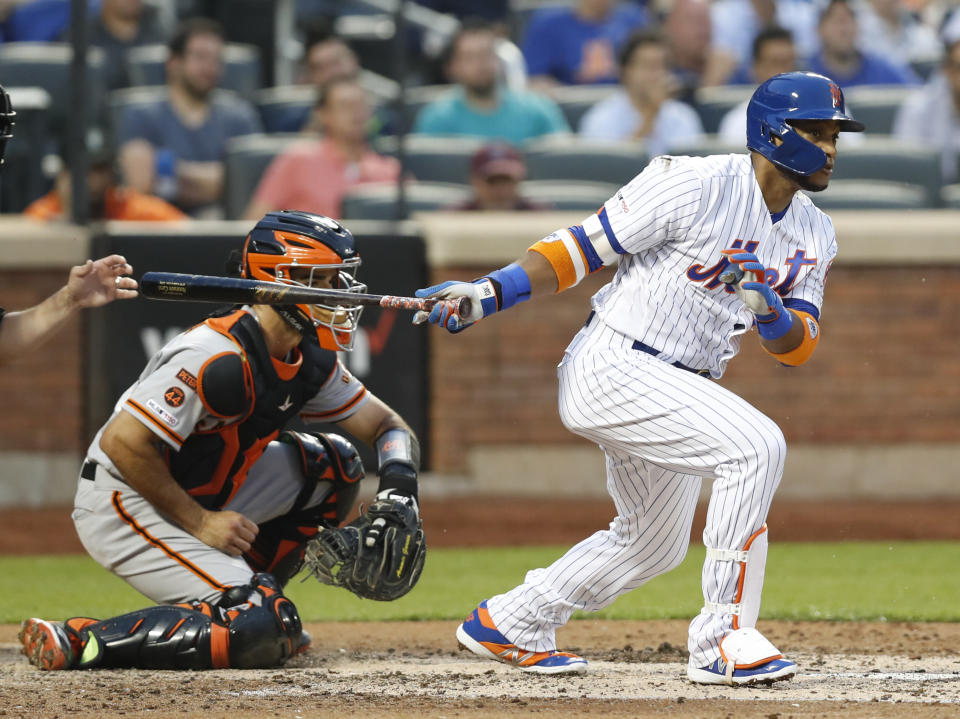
[415,72,862,684]
[19,211,426,671]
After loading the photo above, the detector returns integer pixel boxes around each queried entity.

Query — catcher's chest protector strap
[703,524,768,629]
[74,575,302,670]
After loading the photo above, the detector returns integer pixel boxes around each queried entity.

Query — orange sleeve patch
[529,238,577,293]
[764,311,820,366]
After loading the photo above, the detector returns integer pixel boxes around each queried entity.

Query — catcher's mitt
[303,492,426,601]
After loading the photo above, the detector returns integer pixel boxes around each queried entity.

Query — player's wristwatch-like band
[473,262,532,317]
[375,428,420,500]
[754,307,794,341]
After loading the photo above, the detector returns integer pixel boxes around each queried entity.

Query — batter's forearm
[760,309,821,366]
[517,250,562,296]
[758,309,804,354]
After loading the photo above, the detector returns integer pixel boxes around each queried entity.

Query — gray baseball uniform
[74,306,367,604]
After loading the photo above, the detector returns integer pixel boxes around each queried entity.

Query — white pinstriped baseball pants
[485,317,786,669]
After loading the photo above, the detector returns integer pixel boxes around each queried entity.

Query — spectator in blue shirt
[0,0,75,42]
[413,20,570,144]
[805,0,920,87]
[117,17,262,218]
[521,0,649,93]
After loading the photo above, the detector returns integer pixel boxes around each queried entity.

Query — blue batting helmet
[746,71,864,176]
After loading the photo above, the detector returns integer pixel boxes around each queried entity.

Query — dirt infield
[3,497,959,717]
[2,619,960,718]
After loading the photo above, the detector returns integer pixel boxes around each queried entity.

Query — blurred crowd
[1,0,959,222]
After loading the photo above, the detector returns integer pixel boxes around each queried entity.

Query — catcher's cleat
[687,656,797,686]
[19,618,77,671]
[455,601,587,675]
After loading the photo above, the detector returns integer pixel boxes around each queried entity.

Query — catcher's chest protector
[167,310,337,509]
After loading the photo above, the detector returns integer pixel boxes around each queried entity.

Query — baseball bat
[139,272,473,318]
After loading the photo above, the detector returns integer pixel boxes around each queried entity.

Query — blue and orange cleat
[455,601,587,675]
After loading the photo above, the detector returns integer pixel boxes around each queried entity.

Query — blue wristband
[755,309,794,341]
[487,262,532,312]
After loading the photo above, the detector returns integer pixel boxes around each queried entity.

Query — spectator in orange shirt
[243,78,400,220]
[23,145,186,223]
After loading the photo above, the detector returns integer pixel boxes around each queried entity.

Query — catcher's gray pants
[73,441,334,605]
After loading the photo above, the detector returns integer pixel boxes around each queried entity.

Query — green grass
[3,541,959,624]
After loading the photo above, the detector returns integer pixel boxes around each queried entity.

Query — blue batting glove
[412,279,495,333]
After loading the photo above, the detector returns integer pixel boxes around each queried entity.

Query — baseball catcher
[19,211,426,671]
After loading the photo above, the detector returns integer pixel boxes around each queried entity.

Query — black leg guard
[70,605,216,670]
[68,574,302,670]
[217,573,302,668]
[245,431,364,586]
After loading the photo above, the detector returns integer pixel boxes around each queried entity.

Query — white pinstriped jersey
[555,153,837,377]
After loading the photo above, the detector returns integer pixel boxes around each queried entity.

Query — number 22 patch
[164,386,185,407]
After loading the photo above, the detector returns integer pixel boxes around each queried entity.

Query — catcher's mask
[0,84,15,167]
[746,71,864,176]
[242,210,365,351]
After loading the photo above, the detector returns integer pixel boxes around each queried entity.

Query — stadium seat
[340,182,472,220]
[0,86,52,213]
[375,135,487,184]
[550,84,619,131]
[844,85,915,135]
[941,184,960,209]
[909,59,939,81]
[0,42,107,138]
[667,137,748,158]
[126,43,263,100]
[803,180,929,210]
[524,137,648,185]
[693,85,754,134]
[255,85,316,134]
[831,138,942,207]
[222,133,305,219]
[519,180,618,211]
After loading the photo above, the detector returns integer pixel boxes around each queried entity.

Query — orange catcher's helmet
[242,210,365,351]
